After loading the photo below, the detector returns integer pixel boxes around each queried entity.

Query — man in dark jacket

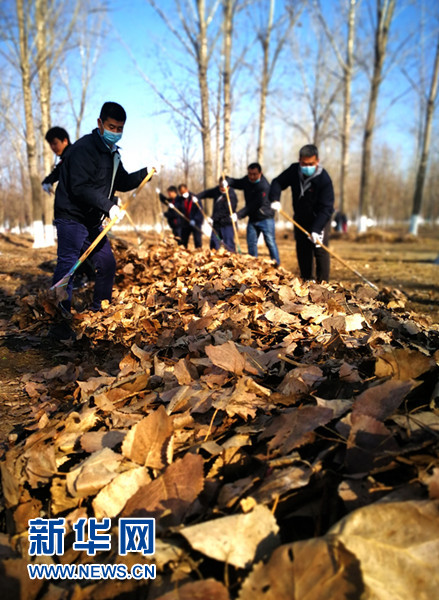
[178,184,203,249]
[158,185,183,243]
[226,163,280,265]
[270,144,334,282]
[42,126,71,194]
[197,178,238,252]
[52,101,152,314]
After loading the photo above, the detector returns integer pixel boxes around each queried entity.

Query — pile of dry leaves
[2,239,439,599]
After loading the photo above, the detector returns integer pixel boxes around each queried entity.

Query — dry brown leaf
[66,447,122,498]
[329,499,439,600]
[205,341,245,375]
[352,379,415,421]
[121,405,173,468]
[238,538,363,600]
[375,347,436,379]
[92,466,151,519]
[180,504,279,569]
[122,452,204,526]
[261,406,334,454]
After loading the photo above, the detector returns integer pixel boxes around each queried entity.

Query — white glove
[189,220,196,227]
[271,201,281,212]
[115,196,123,207]
[192,196,199,204]
[221,179,229,189]
[231,213,238,222]
[109,204,126,223]
[168,203,176,210]
[311,231,324,247]
[155,187,160,194]
[207,217,213,226]
[42,183,53,194]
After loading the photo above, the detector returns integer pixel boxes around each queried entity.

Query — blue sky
[34,0,439,177]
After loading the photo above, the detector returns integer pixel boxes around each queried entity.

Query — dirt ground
[0,226,438,447]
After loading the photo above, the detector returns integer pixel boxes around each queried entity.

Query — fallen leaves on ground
[2,238,439,599]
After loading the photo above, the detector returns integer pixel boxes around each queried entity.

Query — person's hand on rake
[311,231,324,247]
[109,204,126,223]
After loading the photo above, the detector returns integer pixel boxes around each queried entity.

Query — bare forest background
[0,0,438,246]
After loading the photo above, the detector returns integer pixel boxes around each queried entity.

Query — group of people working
[42,101,334,339]
[158,152,334,283]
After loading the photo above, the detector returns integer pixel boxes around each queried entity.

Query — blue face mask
[251,178,261,184]
[102,129,122,146]
[300,165,316,177]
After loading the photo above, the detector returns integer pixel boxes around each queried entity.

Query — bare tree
[357,0,396,232]
[137,0,221,189]
[15,0,45,245]
[254,0,303,164]
[315,0,358,214]
[408,32,439,234]
[58,6,106,139]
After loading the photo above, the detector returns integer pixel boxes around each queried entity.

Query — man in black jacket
[197,178,238,252]
[158,185,183,243]
[52,101,152,314]
[42,127,71,194]
[178,184,203,249]
[225,163,280,265]
[269,144,334,282]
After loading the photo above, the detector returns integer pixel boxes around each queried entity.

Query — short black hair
[167,185,178,194]
[178,184,188,193]
[99,102,127,123]
[45,126,70,144]
[248,162,262,172]
[299,144,319,159]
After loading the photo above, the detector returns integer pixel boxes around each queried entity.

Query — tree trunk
[340,0,356,215]
[197,0,214,188]
[16,0,45,247]
[222,0,233,175]
[36,0,55,246]
[257,0,274,165]
[409,32,439,235]
[358,0,395,233]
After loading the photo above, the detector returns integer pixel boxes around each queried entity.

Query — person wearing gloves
[52,101,152,316]
[178,183,203,249]
[197,178,238,252]
[157,185,183,243]
[269,144,334,282]
[225,163,280,265]
[42,126,72,194]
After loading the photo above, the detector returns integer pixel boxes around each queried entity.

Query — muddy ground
[0,226,438,447]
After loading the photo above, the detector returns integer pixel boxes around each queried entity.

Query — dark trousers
[295,221,331,282]
[53,219,116,311]
[181,225,202,248]
[210,224,235,252]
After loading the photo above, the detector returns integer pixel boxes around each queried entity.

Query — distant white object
[409,214,422,236]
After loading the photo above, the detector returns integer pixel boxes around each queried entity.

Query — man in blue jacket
[270,144,334,282]
[197,178,238,252]
[225,163,280,265]
[52,101,152,315]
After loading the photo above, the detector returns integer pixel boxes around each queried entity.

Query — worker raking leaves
[49,101,156,339]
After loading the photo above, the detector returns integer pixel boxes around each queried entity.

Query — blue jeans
[53,219,116,311]
[210,224,235,252]
[247,218,280,265]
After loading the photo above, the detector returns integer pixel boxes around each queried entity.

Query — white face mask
[182,192,189,198]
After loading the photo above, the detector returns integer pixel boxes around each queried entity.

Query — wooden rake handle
[279,208,379,291]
